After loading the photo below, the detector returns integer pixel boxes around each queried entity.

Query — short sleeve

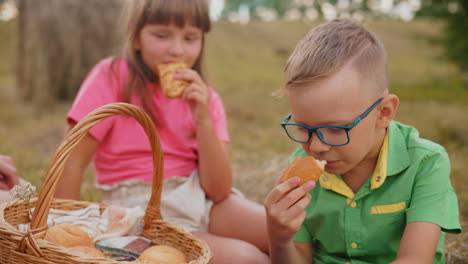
[208,89,229,142]
[67,58,125,142]
[293,220,313,242]
[406,148,462,234]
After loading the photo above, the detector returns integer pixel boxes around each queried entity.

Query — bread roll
[279,156,324,185]
[134,245,187,264]
[44,224,94,248]
[157,62,189,98]
[69,246,105,258]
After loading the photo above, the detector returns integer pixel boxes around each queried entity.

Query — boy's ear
[376,94,399,129]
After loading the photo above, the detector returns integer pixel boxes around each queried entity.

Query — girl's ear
[133,37,141,51]
[376,94,399,129]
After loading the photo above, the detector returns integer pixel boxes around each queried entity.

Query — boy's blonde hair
[283,19,388,94]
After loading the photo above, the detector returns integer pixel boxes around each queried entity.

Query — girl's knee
[224,241,269,264]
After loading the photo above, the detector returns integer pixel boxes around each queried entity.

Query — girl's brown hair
[113,0,211,124]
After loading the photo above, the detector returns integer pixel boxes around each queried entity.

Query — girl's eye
[185,35,199,41]
[154,33,167,39]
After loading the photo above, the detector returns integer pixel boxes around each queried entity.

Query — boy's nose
[304,134,331,154]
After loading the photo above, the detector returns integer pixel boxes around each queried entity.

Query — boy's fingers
[288,211,307,230]
[285,193,312,218]
[273,169,287,186]
[265,176,300,206]
[275,181,315,211]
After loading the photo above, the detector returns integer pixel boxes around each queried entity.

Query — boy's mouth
[316,159,327,169]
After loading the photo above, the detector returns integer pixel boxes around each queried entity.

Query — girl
[55,0,269,263]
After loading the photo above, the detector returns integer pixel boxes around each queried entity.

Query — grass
[0,18,467,261]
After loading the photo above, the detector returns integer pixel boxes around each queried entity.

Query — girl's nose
[168,39,184,57]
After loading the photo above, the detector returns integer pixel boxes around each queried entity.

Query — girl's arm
[196,118,232,202]
[55,124,98,200]
[176,68,232,202]
[390,221,440,264]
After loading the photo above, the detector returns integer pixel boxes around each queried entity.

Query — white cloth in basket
[16,204,145,242]
[97,170,213,232]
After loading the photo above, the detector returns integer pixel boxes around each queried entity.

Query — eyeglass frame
[281,97,384,146]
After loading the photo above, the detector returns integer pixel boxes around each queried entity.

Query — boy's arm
[390,221,440,264]
[269,240,313,264]
[296,241,314,262]
[265,174,316,264]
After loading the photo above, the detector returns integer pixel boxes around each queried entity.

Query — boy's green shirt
[291,121,461,264]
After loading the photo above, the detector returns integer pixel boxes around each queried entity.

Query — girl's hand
[264,172,316,246]
[0,155,20,190]
[174,68,210,123]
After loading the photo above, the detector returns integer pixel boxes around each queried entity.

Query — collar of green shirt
[319,122,411,200]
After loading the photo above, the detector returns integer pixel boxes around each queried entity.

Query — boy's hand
[0,155,20,190]
[264,171,316,246]
[174,68,210,123]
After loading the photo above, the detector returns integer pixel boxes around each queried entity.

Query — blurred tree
[223,0,467,76]
[418,0,468,74]
[222,0,291,19]
[222,0,415,21]
[16,0,124,106]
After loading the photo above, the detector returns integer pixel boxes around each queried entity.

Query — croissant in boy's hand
[157,62,189,98]
[279,156,324,185]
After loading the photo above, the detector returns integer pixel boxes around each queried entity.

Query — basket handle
[29,103,164,231]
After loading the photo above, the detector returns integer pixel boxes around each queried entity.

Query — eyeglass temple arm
[350,97,384,127]
[282,113,292,123]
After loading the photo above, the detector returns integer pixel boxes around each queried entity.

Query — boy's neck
[342,128,387,193]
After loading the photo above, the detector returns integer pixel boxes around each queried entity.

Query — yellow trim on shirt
[371,132,389,190]
[319,130,389,199]
[320,173,355,200]
[370,202,406,214]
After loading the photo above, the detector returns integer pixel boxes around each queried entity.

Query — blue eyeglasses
[281,97,384,146]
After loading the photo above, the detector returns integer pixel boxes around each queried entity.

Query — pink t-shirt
[68,58,229,185]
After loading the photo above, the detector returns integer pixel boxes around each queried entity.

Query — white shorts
[96,170,212,232]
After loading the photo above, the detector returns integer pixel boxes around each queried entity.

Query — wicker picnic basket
[0,103,212,264]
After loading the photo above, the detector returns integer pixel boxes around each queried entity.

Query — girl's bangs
[144,0,211,32]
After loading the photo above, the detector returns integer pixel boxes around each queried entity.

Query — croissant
[279,156,324,185]
[157,62,189,98]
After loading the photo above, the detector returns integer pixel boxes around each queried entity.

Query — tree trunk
[17,0,124,106]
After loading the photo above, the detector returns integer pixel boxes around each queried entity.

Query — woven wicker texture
[0,103,212,264]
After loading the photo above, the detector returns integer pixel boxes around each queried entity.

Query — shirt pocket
[370,202,406,214]
[366,202,407,254]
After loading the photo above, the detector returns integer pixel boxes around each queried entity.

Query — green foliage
[418,0,468,74]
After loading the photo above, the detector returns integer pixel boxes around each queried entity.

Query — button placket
[344,198,362,256]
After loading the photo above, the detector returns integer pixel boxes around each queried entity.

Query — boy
[264,19,461,264]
